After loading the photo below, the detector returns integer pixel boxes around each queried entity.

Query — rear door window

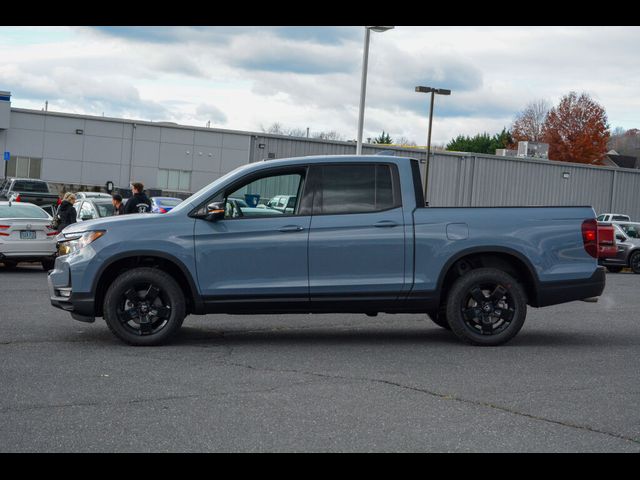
[311,164,400,215]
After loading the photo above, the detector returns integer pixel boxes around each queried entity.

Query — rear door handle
[374,220,398,228]
[279,225,304,232]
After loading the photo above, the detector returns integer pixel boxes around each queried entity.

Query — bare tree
[511,99,551,144]
[394,136,417,147]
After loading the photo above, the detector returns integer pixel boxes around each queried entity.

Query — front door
[194,167,311,305]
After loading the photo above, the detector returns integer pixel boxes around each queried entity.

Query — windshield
[618,224,640,239]
[94,202,115,217]
[0,204,49,219]
[12,181,49,193]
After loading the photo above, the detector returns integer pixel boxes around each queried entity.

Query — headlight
[57,230,105,256]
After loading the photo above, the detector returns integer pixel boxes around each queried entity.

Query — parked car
[0,201,57,270]
[598,223,640,273]
[76,192,113,200]
[151,197,183,214]
[49,155,605,347]
[267,195,297,214]
[597,213,631,222]
[226,197,282,217]
[74,198,116,222]
[597,222,617,259]
[0,178,60,209]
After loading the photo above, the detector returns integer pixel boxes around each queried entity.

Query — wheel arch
[92,251,202,317]
[436,246,541,307]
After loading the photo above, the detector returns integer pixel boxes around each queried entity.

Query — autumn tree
[510,99,550,145]
[541,92,610,165]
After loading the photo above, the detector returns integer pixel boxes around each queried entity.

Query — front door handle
[374,220,398,228]
[279,225,304,232]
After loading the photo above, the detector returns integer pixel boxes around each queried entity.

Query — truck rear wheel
[445,268,527,346]
[103,267,186,346]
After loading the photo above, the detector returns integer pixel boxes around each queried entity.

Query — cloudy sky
[1,26,638,146]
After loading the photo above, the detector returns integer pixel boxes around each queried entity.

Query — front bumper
[48,258,96,323]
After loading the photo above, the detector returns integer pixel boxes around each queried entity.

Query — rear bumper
[535,266,606,307]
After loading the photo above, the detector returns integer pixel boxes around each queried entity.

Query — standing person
[112,193,125,215]
[124,182,152,214]
[57,193,77,231]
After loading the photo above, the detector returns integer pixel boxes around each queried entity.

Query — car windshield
[94,202,115,217]
[619,224,640,239]
[0,204,49,219]
[12,181,49,193]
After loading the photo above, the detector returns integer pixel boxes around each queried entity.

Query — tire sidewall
[103,267,186,346]
[446,268,527,346]
[630,252,640,274]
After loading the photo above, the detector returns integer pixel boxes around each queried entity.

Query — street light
[415,86,451,202]
[356,26,394,155]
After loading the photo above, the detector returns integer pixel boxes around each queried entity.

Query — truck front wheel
[103,267,186,346]
[445,268,527,346]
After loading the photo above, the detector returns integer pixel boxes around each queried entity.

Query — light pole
[415,86,451,203]
[356,26,394,155]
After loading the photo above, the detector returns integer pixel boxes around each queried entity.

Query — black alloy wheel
[104,267,186,346]
[630,251,640,274]
[446,268,527,346]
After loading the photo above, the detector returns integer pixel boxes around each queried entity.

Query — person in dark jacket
[124,182,152,214]
[57,193,77,231]
[112,193,125,215]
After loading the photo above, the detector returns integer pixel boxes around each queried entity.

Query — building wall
[0,109,251,194]
[1,108,639,219]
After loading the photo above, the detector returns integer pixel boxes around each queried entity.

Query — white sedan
[0,201,58,270]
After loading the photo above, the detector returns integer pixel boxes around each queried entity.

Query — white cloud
[2,26,639,146]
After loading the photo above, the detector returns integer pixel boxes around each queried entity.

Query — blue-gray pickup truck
[48,155,606,346]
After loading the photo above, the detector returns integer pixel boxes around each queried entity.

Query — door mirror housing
[205,201,226,221]
[616,234,626,242]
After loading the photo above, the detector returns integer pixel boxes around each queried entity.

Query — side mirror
[616,235,626,242]
[81,214,93,221]
[206,201,226,221]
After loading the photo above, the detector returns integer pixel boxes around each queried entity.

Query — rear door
[307,163,406,301]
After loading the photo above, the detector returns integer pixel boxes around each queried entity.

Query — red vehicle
[597,222,617,258]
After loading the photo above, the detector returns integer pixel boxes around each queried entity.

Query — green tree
[445,128,512,154]
[373,131,393,144]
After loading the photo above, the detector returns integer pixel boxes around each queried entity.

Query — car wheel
[630,252,640,274]
[606,266,623,273]
[427,307,451,330]
[445,268,527,346]
[103,267,186,346]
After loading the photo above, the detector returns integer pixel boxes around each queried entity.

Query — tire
[445,268,527,346]
[103,267,186,346]
[42,259,55,271]
[630,251,640,274]
[606,266,623,273]
[427,307,451,330]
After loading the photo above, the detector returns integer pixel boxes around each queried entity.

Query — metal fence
[248,134,640,220]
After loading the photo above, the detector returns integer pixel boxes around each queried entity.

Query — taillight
[159,208,167,213]
[15,194,21,202]
[582,219,598,258]
[47,232,58,236]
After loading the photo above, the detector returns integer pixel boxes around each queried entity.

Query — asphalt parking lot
[0,264,638,452]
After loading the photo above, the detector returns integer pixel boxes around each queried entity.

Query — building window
[6,156,42,179]
[157,169,191,191]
